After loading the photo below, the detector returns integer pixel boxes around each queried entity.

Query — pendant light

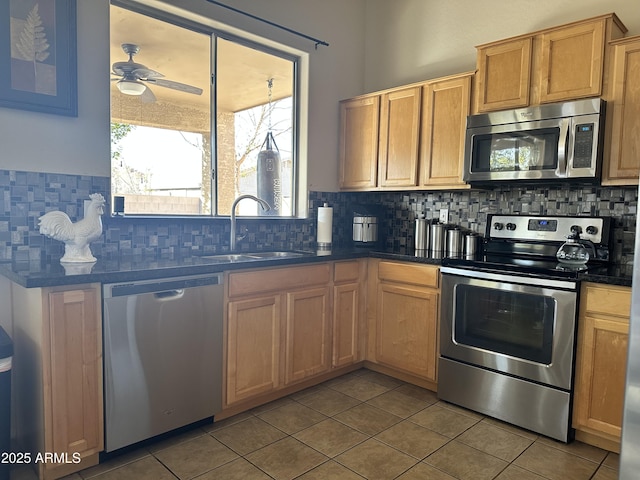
[257,78,282,216]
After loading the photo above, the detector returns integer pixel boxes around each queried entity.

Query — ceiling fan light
[117,79,146,95]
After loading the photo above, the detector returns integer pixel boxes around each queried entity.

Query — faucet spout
[230,195,271,251]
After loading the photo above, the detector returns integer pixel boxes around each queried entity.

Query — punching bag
[257,131,282,216]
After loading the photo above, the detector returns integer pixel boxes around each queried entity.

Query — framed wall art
[0,0,77,116]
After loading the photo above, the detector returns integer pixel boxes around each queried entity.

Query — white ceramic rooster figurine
[38,193,106,263]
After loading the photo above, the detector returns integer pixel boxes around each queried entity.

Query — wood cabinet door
[45,287,103,463]
[226,295,282,405]
[420,74,471,187]
[285,287,331,384]
[574,284,630,450]
[339,96,380,189]
[476,38,532,112]
[537,20,605,103]
[375,282,438,381]
[605,36,640,184]
[378,86,422,187]
[333,282,360,368]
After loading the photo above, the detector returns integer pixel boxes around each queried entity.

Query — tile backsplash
[1,169,637,267]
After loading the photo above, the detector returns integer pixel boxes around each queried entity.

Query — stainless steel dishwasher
[103,273,223,452]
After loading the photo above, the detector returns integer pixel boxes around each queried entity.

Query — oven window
[472,128,559,172]
[454,284,555,364]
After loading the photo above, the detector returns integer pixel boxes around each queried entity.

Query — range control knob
[506,223,516,231]
[493,222,504,230]
[586,225,598,235]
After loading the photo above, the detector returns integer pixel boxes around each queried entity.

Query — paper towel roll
[317,203,333,247]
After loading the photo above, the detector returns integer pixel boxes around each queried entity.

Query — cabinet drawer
[377,261,439,288]
[334,261,361,283]
[228,263,331,298]
[583,283,631,318]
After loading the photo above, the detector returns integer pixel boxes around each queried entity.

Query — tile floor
[11,368,619,480]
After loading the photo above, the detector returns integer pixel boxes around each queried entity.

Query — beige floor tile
[296,460,366,480]
[59,474,82,480]
[536,436,608,463]
[602,451,620,470]
[193,457,271,480]
[147,428,207,454]
[357,370,404,389]
[333,403,402,436]
[396,462,457,480]
[245,437,328,480]
[153,434,238,479]
[393,384,439,404]
[250,396,297,415]
[375,420,449,460]
[257,401,327,434]
[480,416,539,441]
[84,456,176,480]
[425,440,509,480]
[456,421,534,462]
[494,464,548,480]
[205,411,253,432]
[335,438,418,480]
[210,416,287,455]
[79,449,151,479]
[293,418,368,457]
[295,386,361,416]
[289,383,328,401]
[591,465,619,480]
[436,400,484,421]
[366,389,431,418]
[328,376,392,401]
[513,441,599,480]
[409,404,480,438]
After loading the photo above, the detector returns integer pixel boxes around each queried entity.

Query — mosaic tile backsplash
[1,169,637,267]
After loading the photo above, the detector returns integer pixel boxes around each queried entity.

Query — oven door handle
[440,266,577,290]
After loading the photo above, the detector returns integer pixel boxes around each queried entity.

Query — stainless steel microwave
[463,98,605,184]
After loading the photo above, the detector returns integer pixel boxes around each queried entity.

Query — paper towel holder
[317,202,333,250]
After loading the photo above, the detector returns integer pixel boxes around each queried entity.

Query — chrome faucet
[230,194,271,251]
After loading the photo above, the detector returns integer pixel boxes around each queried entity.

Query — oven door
[440,267,578,390]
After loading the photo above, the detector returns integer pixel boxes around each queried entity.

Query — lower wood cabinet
[225,262,355,409]
[573,282,630,453]
[333,260,367,368]
[367,259,440,389]
[11,283,103,480]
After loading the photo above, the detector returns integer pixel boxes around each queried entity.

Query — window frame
[109,0,306,219]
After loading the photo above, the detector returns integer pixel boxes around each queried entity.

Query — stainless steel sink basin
[201,254,258,262]
[201,251,309,262]
[245,251,306,258]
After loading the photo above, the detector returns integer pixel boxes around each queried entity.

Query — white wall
[364,0,640,93]
[0,0,367,193]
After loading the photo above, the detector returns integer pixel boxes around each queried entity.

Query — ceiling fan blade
[132,67,164,79]
[140,86,156,103]
[145,78,203,95]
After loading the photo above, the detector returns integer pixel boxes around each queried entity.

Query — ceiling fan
[111,43,203,102]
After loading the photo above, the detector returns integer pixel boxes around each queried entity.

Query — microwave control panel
[573,123,595,168]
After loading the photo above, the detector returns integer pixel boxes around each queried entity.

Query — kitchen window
[109,2,302,217]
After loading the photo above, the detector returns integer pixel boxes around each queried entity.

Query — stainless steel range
[438,214,613,442]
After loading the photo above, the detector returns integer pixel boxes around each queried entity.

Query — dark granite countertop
[0,247,632,288]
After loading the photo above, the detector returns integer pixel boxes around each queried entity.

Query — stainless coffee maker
[352,205,380,247]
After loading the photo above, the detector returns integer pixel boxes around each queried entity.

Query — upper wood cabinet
[420,74,472,187]
[475,14,626,113]
[603,35,640,185]
[475,38,533,111]
[573,282,630,453]
[377,86,422,187]
[339,96,380,189]
[339,72,473,192]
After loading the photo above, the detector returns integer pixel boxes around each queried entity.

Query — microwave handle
[556,119,570,178]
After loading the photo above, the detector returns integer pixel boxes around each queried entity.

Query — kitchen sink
[201,251,311,263]
[245,251,307,258]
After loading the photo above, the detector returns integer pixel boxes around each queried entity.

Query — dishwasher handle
[104,273,223,298]
[154,289,185,301]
